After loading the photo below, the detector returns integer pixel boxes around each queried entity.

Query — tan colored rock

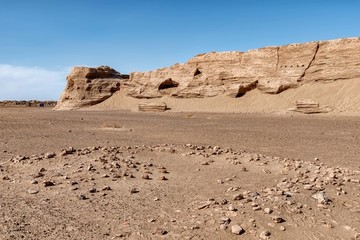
[54,66,124,110]
[257,79,295,94]
[296,99,320,108]
[127,37,360,99]
[302,38,360,82]
[291,99,332,114]
[55,37,360,111]
[226,82,257,98]
[138,103,167,112]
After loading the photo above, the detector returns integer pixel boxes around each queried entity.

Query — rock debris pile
[1,144,359,239]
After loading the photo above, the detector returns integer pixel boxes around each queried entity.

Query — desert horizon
[1,1,360,240]
[1,36,360,240]
[1,107,360,240]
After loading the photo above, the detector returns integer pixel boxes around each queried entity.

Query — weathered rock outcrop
[127,37,360,99]
[54,66,124,110]
[55,37,360,111]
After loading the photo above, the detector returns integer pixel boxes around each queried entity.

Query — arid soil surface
[0,108,359,239]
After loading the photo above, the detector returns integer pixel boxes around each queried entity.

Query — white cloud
[0,64,69,101]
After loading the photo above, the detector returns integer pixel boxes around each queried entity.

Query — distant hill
[0,100,57,107]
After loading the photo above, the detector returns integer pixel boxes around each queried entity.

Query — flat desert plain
[0,108,359,240]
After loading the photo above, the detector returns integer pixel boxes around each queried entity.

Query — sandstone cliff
[127,37,360,99]
[55,37,360,111]
[54,66,125,110]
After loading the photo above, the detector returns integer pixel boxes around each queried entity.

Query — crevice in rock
[194,68,202,77]
[158,78,179,95]
[235,92,246,98]
[276,47,280,70]
[298,42,320,82]
[159,79,179,90]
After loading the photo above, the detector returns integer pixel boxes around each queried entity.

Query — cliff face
[127,37,360,99]
[301,38,360,82]
[54,66,123,110]
[55,37,360,110]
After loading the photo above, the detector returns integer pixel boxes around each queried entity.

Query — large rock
[54,66,124,110]
[127,37,360,98]
[291,99,332,114]
[138,103,167,112]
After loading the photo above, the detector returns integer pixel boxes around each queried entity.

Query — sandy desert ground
[0,108,359,239]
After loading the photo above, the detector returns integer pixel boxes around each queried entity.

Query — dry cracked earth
[0,108,359,240]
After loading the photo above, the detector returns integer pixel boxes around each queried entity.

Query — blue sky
[1,0,359,100]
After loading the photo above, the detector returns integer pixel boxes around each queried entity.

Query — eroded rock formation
[54,66,125,110]
[127,37,360,98]
[55,37,360,110]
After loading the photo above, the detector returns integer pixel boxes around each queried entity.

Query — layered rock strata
[55,37,360,110]
[291,99,332,114]
[138,103,167,112]
[128,37,360,98]
[54,66,125,110]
